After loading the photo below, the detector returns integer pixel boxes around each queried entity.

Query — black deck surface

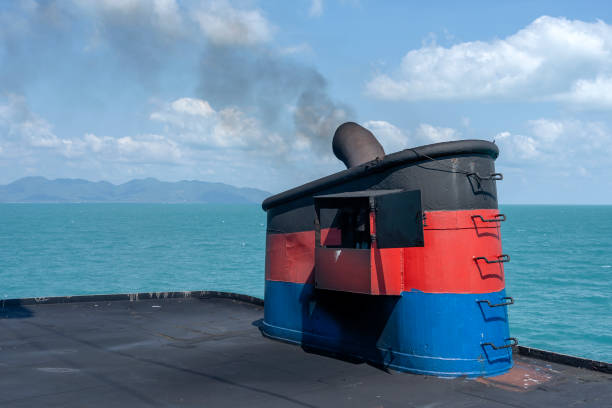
[1,294,610,407]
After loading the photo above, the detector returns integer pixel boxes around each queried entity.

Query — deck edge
[517,345,611,374]
[0,290,264,308]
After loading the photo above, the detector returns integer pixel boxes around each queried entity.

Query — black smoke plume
[199,46,353,155]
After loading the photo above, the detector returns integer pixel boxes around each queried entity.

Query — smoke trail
[198,46,353,155]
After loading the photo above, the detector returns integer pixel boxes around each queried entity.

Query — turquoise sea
[0,204,610,363]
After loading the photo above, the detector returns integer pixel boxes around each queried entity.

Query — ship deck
[1,292,610,407]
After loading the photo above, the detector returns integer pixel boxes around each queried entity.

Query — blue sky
[2,1,612,203]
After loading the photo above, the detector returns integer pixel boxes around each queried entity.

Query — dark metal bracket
[482,338,518,350]
[477,297,514,307]
[471,214,506,223]
[468,172,503,181]
[474,254,510,264]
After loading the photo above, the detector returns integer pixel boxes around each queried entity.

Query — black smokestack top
[332,122,385,169]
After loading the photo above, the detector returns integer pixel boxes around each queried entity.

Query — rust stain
[476,361,553,392]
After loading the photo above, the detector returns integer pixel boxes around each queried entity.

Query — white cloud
[171,98,215,117]
[116,134,182,162]
[74,0,183,35]
[151,97,216,129]
[0,94,63,150]
[152,0,183,33]
[309,0,323,17]
[147,96,348,189]
[366,16,612,109]
[495,131,539,160]
[527,118,565,144]
[71,0,279,50]
[363,120,409,153]
[496,119,612,167]
[83,132,106,153]
[415,123,458,144]
[363,120,460,153]
[150,97,286,153]
[0,95,183,165]
[555,76,612,109]
[46,131,182,163]
[192,1,273,46]
[0,94,344,188]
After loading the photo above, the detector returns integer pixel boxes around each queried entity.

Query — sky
[1,1,612,203]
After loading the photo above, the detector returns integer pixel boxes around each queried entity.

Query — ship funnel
[332,122,385,169]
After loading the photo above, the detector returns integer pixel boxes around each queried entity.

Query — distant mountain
[0,177,271,204]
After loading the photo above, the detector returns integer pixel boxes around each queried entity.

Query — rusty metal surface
[1,294,610,407]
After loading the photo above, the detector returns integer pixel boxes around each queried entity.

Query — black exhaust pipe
[332,122,385,169]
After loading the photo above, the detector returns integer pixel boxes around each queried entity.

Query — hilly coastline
[0,177,270,204]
